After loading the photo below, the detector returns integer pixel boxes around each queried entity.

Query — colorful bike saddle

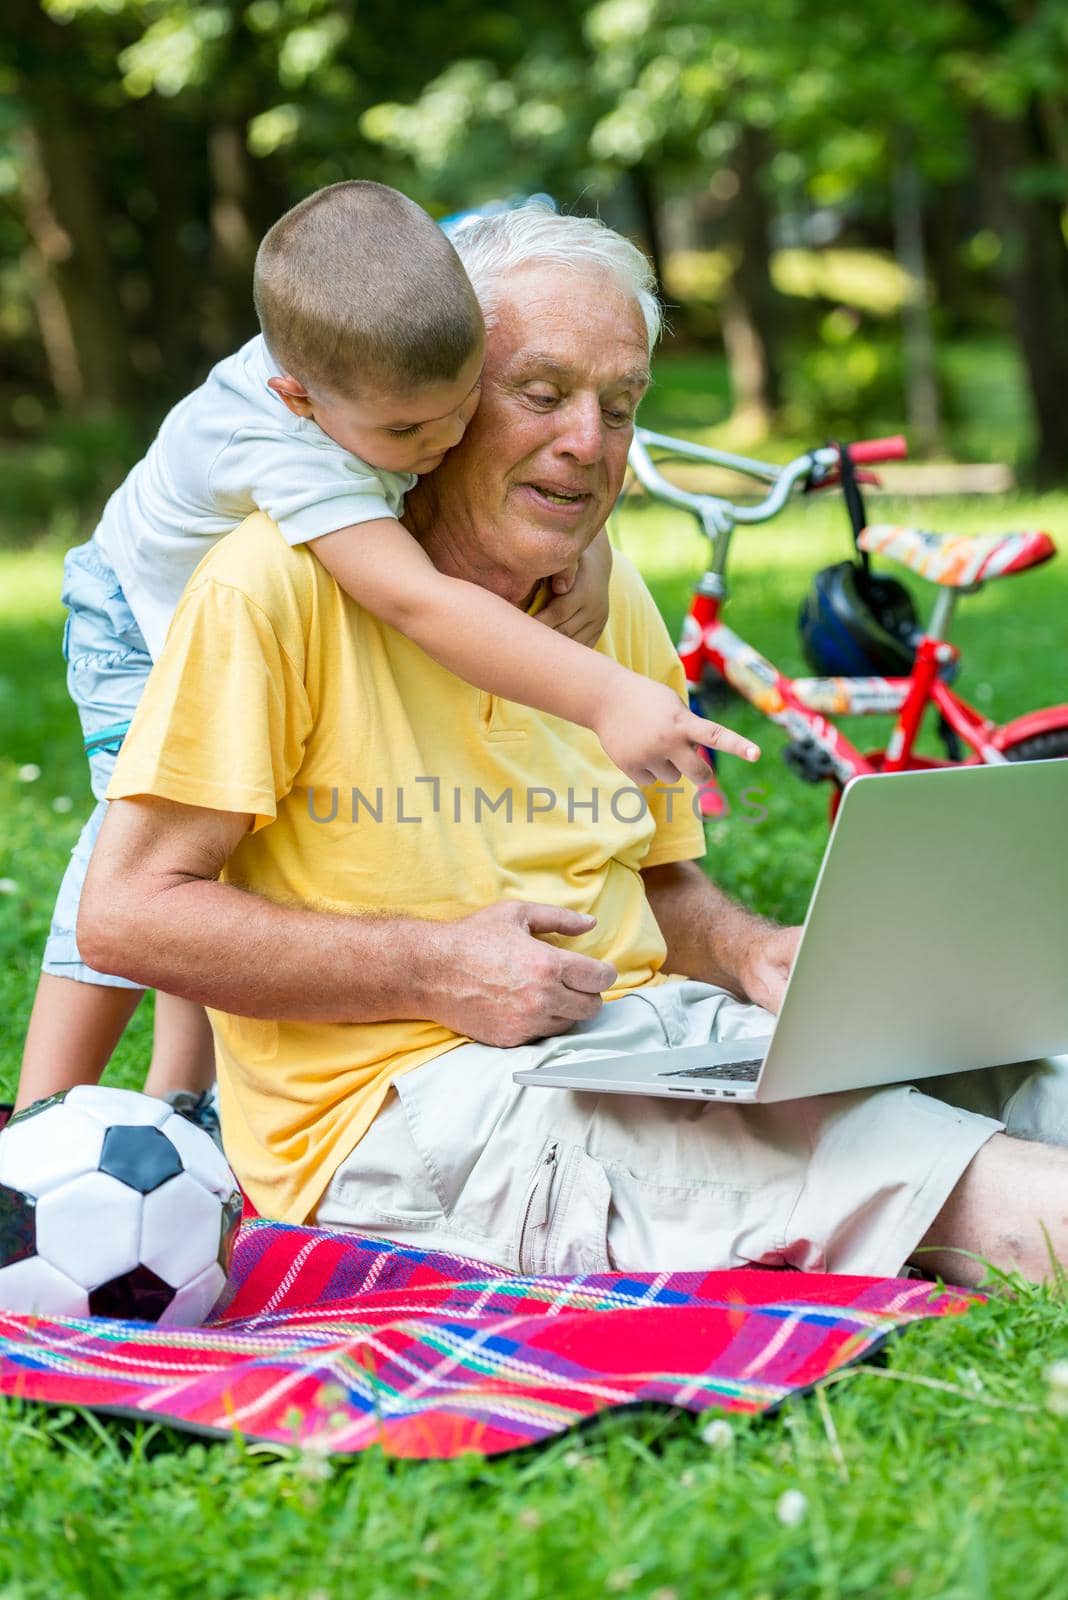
[858,525,1056,587]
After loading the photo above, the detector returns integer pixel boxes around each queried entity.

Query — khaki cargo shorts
[316,979,1068,1278]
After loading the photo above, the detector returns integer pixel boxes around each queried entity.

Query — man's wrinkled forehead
[490,267,651,390]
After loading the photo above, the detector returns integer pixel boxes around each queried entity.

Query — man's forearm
[641,859,775,997]
[80,796,618,1046]
[81,873,446,1024]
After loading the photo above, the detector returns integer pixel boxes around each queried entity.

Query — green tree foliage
[0,0,576,421]
[1,0,1066,478]
[361,0,1068,474]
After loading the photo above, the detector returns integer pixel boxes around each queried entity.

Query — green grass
[1,1290,1067,1600]
[2,492,1068,1597]
[0,549,159,1083]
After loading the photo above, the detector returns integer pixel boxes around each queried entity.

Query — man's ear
[267,374,316,419]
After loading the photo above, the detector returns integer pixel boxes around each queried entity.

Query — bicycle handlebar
[632,429,783,484]
[627,428,910,533]
[628,430,831,529]
[847,435,909,465]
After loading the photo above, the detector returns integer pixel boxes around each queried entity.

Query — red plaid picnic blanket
[0,1216,972,1458]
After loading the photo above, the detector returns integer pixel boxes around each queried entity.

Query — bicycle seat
[857,524,1056,588]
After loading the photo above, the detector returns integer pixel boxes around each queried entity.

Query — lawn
[2,483,1068,1597]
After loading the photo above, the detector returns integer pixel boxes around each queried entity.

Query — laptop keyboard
[657,1058,764,1084]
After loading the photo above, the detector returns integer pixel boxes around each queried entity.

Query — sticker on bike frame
[791,677,908,716]
[700,621,878,782]
[714,634,786,715]
[678,614,703,658]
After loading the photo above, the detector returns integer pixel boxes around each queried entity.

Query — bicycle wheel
[1003,728,1068,762]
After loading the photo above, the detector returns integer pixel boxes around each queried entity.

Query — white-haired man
[80,208,1068,1286]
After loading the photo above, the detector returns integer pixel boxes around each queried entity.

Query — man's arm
[79,795,617,1046]
[641,859,801,1014]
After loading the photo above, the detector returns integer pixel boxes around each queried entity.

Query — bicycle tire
[1003,728,1068,762]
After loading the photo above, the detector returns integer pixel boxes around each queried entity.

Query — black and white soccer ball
[0,1086,242,1325]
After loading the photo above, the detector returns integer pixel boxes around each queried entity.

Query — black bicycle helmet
[798,560,921,677]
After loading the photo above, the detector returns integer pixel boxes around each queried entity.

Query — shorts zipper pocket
[518,1142,558,1274]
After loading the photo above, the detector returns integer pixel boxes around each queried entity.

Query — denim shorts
[42,539,152,988]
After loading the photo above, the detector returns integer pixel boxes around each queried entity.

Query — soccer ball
[0,1085,242,1325]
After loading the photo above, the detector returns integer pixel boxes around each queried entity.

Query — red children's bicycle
[626,428,1068,818]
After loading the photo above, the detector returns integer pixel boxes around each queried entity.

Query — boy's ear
[267,374,315,419]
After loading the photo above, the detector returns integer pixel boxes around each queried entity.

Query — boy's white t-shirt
[93,334,415,659]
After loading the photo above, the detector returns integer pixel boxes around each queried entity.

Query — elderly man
[80,208,1068,1287]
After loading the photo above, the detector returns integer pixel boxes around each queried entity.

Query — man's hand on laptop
[430,901,617,1048]
[735,924,802,1015]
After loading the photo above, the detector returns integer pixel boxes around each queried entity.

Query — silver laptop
[513,760,1068,1104]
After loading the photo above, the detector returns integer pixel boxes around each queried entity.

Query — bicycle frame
[626,429,1068,802]
[681,595,1002,785]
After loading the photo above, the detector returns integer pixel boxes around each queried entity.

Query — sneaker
[164,1088,224,1152]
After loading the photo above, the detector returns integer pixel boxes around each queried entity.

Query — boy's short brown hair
[253,181,484,398]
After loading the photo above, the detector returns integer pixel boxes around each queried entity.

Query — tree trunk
[891,139,942,457]
[721,124,781,438]
[973,105,1068,485]
[924,178,976,335]
[18,125,134,413]
[203,120,260,360]
[11,0,136,412]
[133,98,205,399]
[629,163,667,291]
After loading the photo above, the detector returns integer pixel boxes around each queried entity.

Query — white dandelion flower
[700,1417,734,1450]
[776,1488,808,1527]
[1047,1358,1068,1416]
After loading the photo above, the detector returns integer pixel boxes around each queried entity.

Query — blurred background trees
[2,0,1067,543]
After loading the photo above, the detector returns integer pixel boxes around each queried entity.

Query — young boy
[16,181,757,1119]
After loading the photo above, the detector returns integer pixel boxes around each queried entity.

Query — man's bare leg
[912,1132,1068,1286]
[15,973,143,1113]
[143,992,216,1099]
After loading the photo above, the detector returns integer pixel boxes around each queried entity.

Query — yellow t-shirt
[108,515,706,1221]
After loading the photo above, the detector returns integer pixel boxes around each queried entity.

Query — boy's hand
[594,679,760,786]
[540,526,613,647]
